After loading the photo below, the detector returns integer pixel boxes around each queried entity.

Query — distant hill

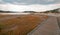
[23,11,37,13]
[42,8,60,13]
[0,8,60,13]
[0,10,10,13]
[0,10,37,13]
[0,10,17,13]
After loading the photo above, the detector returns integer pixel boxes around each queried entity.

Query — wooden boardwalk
[28,16,60,35]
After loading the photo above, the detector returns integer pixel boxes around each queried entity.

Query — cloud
[0,0,60,5]
[12,2,27,5]
[44,0,55,2]
[0,3,60,12]
[0,0,3,2]
[0,0,3,1]
[0,0,6,4]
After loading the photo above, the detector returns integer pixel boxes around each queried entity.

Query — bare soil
[0,14,48,35]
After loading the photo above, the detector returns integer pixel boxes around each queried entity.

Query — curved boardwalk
[28,16,60,35]
[56,17,60,35]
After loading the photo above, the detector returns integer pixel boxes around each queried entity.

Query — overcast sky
[0,0,60,12]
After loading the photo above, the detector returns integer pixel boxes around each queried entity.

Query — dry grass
[0,14,48,35]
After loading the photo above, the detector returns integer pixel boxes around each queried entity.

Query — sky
[0,0,60,12]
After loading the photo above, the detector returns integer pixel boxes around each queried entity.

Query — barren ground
[0,14,48,35]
